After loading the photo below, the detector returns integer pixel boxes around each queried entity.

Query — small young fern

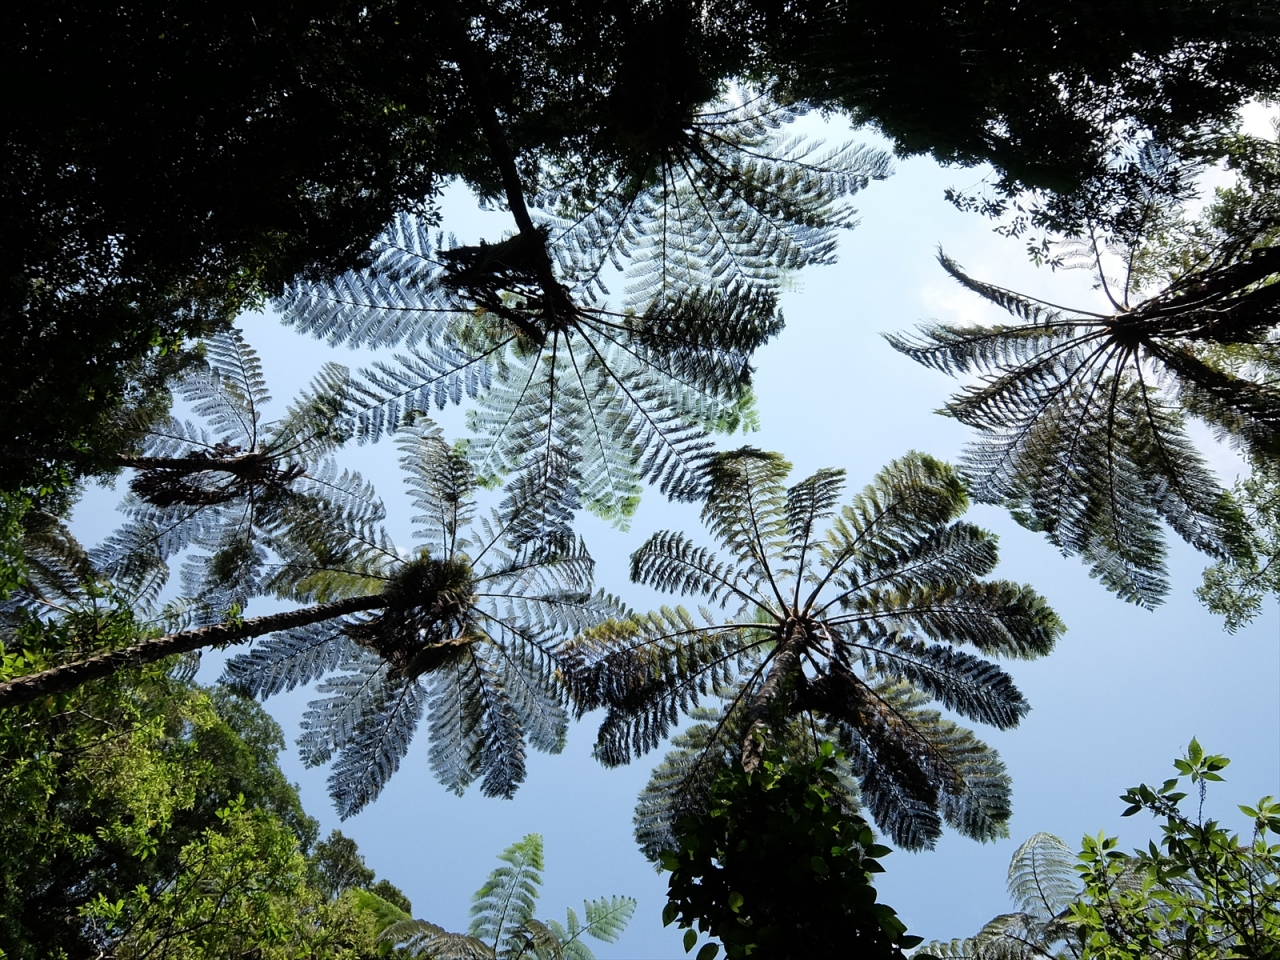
[382,834,636,960]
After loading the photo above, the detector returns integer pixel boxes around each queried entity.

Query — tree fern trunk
[741,626,806,772]
[0,595,385,709]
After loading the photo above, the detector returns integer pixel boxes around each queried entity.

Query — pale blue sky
[74,115,1279,958]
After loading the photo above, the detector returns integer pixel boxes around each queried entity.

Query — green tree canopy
[0,600,406,958]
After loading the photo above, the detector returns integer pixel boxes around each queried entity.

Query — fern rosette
[224,421,627,816]
[560,449,1065,851]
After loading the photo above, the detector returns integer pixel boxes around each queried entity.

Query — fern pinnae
[223,621,362,699]
[938,251,1108,323]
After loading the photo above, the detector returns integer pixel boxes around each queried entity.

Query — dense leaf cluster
[0,604,408,958]
[925,744,1280,960]
[661,744,921,960]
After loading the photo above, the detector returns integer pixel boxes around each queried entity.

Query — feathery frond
[917,832,1086,959]
[384,834,634,960]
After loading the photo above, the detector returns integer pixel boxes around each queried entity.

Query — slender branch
[0,594,385,709]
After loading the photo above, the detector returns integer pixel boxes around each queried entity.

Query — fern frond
[816,453,971,596]
[629,531,751,608]
[937,252,1083,325]
[549,96,889,307]
[425,648,486,795]
[701,448,791,584]
[399,419,477,559]
[92,521,170,609]
[470,834,544,952]
[822,521,1000,602]
[830,580,1063,660]
[264,361,355,462]
[280,210,451,349]
[381,919,496,959]
[577,896,637,944]
[1006,832,1079,919]
[185,327,270,446]
[783,467,847,568]
[845,631,1030,730]
[813,672,1012,849]
[221,619,362,698]
[295,650,427,817]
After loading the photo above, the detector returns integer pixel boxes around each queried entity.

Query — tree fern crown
[223,421,628,817]
[560,449,1065,850]
[888,244,1280,607]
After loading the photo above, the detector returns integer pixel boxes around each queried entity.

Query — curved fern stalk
[108,327,357,613]
[917,832,1088,958]
[887,244,1280,606]
[558,448,1065,850]
[383,834,636,960]
[0,509,186,668]
[0,593,384,710]
[222,420,629,816]
[543,90,893,308]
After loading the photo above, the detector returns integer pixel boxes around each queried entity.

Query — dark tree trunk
[741,626,807,773]
[0,594,385,709]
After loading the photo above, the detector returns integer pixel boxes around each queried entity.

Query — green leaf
[684,928,698,953]
[695,943,720,960]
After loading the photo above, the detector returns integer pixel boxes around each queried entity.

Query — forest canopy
[2,2,1279,958]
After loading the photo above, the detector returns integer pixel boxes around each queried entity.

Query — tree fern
[109,327,356,612]
[223,421,627,815]
[276,30,888,527]
[281,217,780,523]
[887,234,1280,606]
[558,449,1064,850]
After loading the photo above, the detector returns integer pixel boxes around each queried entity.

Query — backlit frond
[1006,832,1079,919]
[548,96,890,307]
